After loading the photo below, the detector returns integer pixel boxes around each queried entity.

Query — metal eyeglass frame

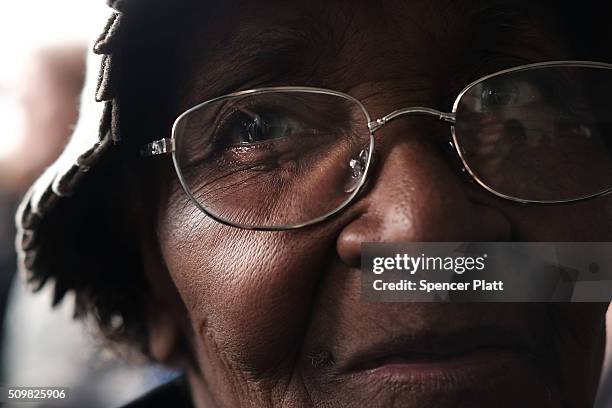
[141,60,612,231]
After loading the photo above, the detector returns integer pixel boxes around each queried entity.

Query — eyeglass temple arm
[141,138,175,157]
[368,107,456,132]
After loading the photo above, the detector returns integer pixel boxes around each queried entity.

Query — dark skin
[135,1,609,406]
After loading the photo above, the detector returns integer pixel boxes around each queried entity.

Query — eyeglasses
[141,60,612,230]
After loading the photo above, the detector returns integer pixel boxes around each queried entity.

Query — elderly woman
[15,0,612,407]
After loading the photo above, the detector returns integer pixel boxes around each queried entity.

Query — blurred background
[0,1,176,407]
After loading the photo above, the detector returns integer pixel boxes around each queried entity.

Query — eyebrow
[442,1,566,98]
[469,0,565,58]
[189,15,330,100]
[186,1,564,104]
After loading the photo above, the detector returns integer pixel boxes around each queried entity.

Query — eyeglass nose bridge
[368,107,456,133]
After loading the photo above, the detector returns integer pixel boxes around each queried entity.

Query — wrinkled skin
[138,1,610,407]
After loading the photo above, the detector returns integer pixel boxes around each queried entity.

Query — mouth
[336,326,537,388]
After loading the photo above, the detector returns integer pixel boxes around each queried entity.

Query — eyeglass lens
[173,91,371,228]
[454,65,612,202]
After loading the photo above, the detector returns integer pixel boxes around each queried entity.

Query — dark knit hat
[14,0,151,330]
[14,0,199,348]
[16,5,122,288]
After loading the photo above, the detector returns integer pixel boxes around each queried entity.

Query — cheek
[157,199,337,379]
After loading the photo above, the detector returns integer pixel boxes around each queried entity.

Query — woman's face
[145,1,610,406]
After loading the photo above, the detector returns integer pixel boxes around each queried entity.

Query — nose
[336,120,512,267]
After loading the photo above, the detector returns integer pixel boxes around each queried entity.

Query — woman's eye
[222,110,298,146]
[480,79,540,109]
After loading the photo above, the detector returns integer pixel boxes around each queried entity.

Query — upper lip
[338,325,535,373]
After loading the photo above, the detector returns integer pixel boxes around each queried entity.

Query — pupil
[493,91,511,105]
[482,82,518,107]
[244,114,268,142]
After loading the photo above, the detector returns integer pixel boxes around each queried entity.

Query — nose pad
[445,139,472,183]
[344,147,369,193]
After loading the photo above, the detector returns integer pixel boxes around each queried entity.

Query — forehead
[176,0,564,107]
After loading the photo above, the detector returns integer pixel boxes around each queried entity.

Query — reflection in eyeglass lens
[455,66,612,202]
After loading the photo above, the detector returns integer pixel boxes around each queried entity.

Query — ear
[120,159,191,365]
[140,228,189,366]
[147,297,182,364]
